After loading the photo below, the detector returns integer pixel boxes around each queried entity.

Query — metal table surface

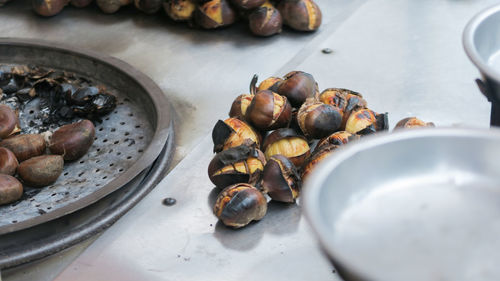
[0,0,496,280]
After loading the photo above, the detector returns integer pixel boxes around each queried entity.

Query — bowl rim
[463,3,500,84]
[302,127,500,279]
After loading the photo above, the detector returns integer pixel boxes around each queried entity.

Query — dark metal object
[0,38,172,234]
[0,128,174,270]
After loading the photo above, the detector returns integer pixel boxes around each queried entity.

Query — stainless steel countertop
[0,0,496,280]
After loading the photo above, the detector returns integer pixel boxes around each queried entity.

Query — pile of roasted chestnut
[0,0,321,37]
[208,71,434,228]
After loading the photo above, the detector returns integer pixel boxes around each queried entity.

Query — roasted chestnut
[195,0,237,29]
[208,145,266,188]
[278,0,321,31]
[262,128,310,167]
[261,154,300,203]
[163,0,197,21]
[96,0,131,13]
[345,108,388,135]
[213,183,267,228]
[0,147,18,176]
[0,174,23,206]
[229,94,254,119]
[301,144,338,180]
[0,104,19,139]
[394,117,435,130]
[18,155,64,187]
[135,0,162,13]
[245,90,292,131]
[257,77,283,92]
[0,134,46,162]
[248,3,282,37]
[212,118,260,153]
[70,0,93,7]
[230,0,264,10]
[32,0,68,16]
[297,98,342,139]
[319,88,367,130]
[49,119,96,161]
[277,71,317,108]
[316,131,359,151]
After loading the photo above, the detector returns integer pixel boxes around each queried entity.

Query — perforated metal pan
[0,38,173,235]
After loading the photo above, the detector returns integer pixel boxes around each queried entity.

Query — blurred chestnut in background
[195,0,236,29]
[278,0,321,31]
[32,0,69,16]
[49,119,95,161]
[18,155,64,187]
[394,117,435,130]
[261,154,300,203]
[213,183,267,228]
[0,174,23,206]
[297,98,342,139]
[96,0,131,13]
[164,0,197,21]
[248,2,282,37]
[135,0,162,13]
[345,108,388,135]
[316,131,359,152]
[70,0,93,8]
[0,147,18,176]
[212,118,260,153]
[208,145,266,188]
[262,128,310,167]
[0,104,19,139]
[277,71,317,108]
[0,134,46,162]
[245,90,292,131]
[301,144,338,180]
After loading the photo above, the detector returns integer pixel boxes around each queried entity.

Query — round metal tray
[0,38,172,234]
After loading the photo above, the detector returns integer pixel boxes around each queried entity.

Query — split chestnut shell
[262,128,310,167]
[297,98,342,139]
[163,0,196,21]
[245,90,292,131]
[302,144,339,180]
[212,118,260,153]
[316,131,359,152]
[394,117,435,130]
[319,88,367,130]
[277,71,317,108]
[248,3,283,37]
[229,94,254,119]
[213,183,267,228]
[261,154,301,203]
[278,0,322,31]
[195,0,237,29]
[257,77,283,92]
[345,108,388,135]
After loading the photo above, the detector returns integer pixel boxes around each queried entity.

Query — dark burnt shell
[277,71,316,108]
[345,108,389,135]
[277,0,322,32]
[262,128,310,167]
[211,118,260,153]
[261,154,301,203]
[248,5,283,37]
[195,0,237,29]
[208,145,266,188]
[297,99,342,139]
[213,183,267,228]
[245,90,292,131]
[319,88,367,130]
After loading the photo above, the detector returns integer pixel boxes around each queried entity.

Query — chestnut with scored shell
[18,155,64,187]
[229,94,254,119]
[32,0,69,16]
[0,134,46,162]
[248,3,283,37]
[394,117,435,130]
[277,71,317,108]
[163,0,197,21]
[257,77,283,92]
[0,174,23,206]
[301,144,339,180]
[49,119,95,161]
[278,0,322,31]
[345,108,388,135]
[245,90,292,131]
[195,0,237,29]
[262,128,310,167]
[212,118,260,153]
[297,98,342,139]
[261,154,301,203]
[213,183,267,228]
[208,145,266,188]
[316,131,359,152]
[0,147,18,176]
[0,104,19,139]
[319,88,367,130]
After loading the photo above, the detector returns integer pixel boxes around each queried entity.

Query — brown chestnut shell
[0,134,46,162]
[0,174,23,206]
[278,0,322,31]
[212,118,260,153]
[18,155,64,187]
[345,108,388,135]
[245,90,292,131]
[96,0,131,13]
[228,94,254,119]
[316,131,359,152]
[277,71,316,108]
[302,144,338,180]
[195,0,237,29]
[319,88,367,130]
[0,147,18,176]
[49,119,96,161]
[297,99,342,139]
[213,183,267,228]
[230,0,265,9]
[135,0,162,13]
[262,128,310,167]
[0,104,18,139]
[164,0,196,21]
[394,117,435,130]
[248,5,282,37]
[32,0,69,16]
[257,77,283,92]
[261,154,301,203]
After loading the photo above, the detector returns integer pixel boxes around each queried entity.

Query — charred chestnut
[316,131,359,151]
[262,128,310,167]
[301,144,338,180]
[0,147,18,176]
[70,0,93,7]
[49,119,96,161]
[163,0,197,21]
[208,145,266,188]
[213,183,267,228]
[212,118,260,153]
[297,98,342,139]
[394,117,435,130]
[245,90,292,131]
[229,94,254,119]
[257,77,283,92]
[278,0,321,32]
[248,3,282,37]
[0,174,23,206]
[319,88,367,130]
[277,71,317,108]
[96,0,131,13]
[261,154,300,203]
[345,108,388,135]
[18,155,64,187]
[195,0,237,29]
[0,104,19,139]
[230,0,264,10]
[0,134,46,162]
[135,0,162,13]
[32,0,69,16]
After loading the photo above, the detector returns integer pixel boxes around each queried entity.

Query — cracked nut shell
[345,108,388,135]
[394,117,435,130]
[164,0,197,21]
[297,98,342,139]
[248,4,283,37]
[262,128,310,167]
[261,154,301,203]
[212,118,261,153]
[195,0,237,29]
[277,71,317,108]
[278,0,322,31]
[245,90,292,131]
